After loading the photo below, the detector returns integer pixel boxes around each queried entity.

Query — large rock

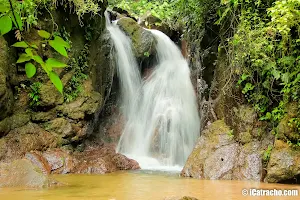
[0,37,13,121]
[0,159,52,188]
[39,82,64,107]
[117,17,156,59]
[265,140,300,183]
[0,112,30,137]
[181,120,273,181]
[0,123,58,161]
[56,91,102,120]
[277,102,300,142]
[21,146,140,175]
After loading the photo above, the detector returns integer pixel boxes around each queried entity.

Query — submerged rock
[164,197,199,200]
[265,140,300,183]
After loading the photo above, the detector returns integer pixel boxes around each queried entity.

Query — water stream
[105,12,200,169]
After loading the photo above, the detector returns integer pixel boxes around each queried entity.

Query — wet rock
[25,152,51,175]
[0,123,58,161]
[42,149,73,174]
[0,159,50,188]
[0,37,13,121]
[31,110,57,122]
[265,140,300,183]
[56,91,102,120]
[181,120,271,181]
[71,146,141,174]
[117,17,156,59]
[45,118,73,138]
[20,146,140,175]
[0,112,30,137]
[39,82,64,107]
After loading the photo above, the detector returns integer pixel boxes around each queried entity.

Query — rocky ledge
[0,145,140,188]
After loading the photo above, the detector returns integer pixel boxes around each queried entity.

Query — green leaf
[38,30,51,39]
[49,40,68,57]
[49,71,63,94]
[31,44,38,49]
[46,58,67,68]
[54,36,70,48]
[17,54,31,63]
[33,55,44,65]
[12,41,28,48]
[0,15,12,35]
[25,63,36,78]
[0,3,9,12]
[25,48,33,57]
[10,12,23,31]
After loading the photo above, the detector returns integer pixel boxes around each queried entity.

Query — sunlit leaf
[17,54,31,63]
[54,36,70,48]
[25,63,36,78]
[46,58,67,68]
[25,48,33,57]
[49,71,63,94]
[33,55,44,65]
[12,41,28,48]
[49,40,68,57]
[0,15,12,35]
[38,30,51,39]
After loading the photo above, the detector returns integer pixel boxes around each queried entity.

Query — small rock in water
[164,196,199,200]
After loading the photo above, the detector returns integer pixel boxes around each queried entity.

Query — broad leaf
[46,58,67,68]
[17,54,31,63]
[33,55,44,65]
[25,48,33,57]
[38,30,51,39]
[25,63,36,78]
[0,3,9,12]
[12,41,28,48]
[0,15,12,35]
[54,36,70,48]
[49,40,68,57]
[49,71,63,94]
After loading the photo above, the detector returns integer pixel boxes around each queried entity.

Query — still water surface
[0,170,299,200]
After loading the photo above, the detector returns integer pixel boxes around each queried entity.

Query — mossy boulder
[0,112,30,137]
[117,17,156,59]
[45,118,73,138]
[39,82,64,107]
[181,120,272,181]
[277,102,300,142]
[265,139,300,183]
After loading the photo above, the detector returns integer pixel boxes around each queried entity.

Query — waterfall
[104,12,142,118]
[105,12,200,171]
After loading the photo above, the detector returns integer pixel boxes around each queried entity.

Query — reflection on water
[0,171,299,200]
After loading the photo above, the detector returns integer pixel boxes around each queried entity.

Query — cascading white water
[104,12,141,117]
[105,12,200,171]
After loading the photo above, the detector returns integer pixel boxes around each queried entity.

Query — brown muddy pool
[0,170,299,200]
